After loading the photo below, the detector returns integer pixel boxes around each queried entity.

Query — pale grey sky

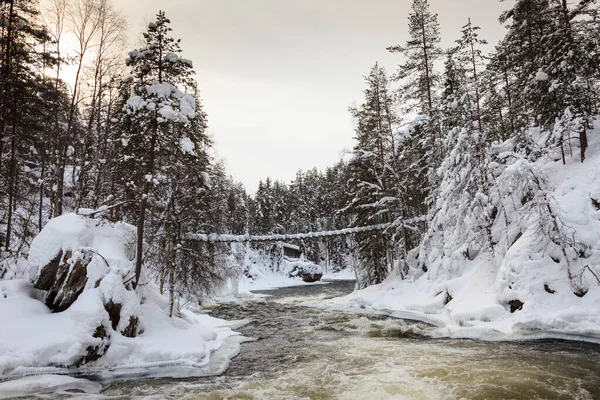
[116,0,511,192]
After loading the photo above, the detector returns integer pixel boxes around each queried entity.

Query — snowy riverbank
[0,214,246,389]
[315,126,600,344]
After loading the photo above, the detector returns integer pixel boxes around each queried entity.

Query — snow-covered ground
[0,214,246,391]
[322,268,356,281]
[316,127,600,343]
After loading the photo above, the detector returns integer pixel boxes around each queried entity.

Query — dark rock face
[33,248,141,340]
[103,301,140,337]
[445,291,453,305]
[33,250,92,312]
[33,250,64,292]
[122,316,140,338]
[508,299,524,313]
[79,325,110,366]
[105,300,123,330]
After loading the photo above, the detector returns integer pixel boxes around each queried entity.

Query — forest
[1,0,599,303]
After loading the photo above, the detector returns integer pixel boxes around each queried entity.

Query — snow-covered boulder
[28,214,140,338]
[284,259,323,282]
[1,213,242,378]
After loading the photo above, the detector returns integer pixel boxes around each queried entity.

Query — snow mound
[0,214,242,381]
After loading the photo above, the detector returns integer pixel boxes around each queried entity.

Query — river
[99,281,600,400]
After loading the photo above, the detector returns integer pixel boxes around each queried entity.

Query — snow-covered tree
[346,64,398,288]
[116,11,209,289]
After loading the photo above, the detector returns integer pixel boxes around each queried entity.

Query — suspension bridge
[188,216,426,243]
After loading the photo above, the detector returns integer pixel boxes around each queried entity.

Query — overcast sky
[116,0,511,193]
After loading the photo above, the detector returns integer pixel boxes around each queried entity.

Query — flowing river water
[97,281,600,400]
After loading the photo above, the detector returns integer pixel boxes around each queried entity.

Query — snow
[179,137,196,155]
[0,375,101,399]
[145,82,180,99]
[535,69,549,81]
[164,52,179,63]
[322,268,356,281]
[0,214,243,382]
[282,242,300,251]
[189,217,426,243]
[210,244,327,294]
[125,82,196,125]
[318,123,600,343]
[179,94,196,121]
[241,256,325,291]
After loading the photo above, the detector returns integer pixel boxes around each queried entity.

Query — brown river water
[92,281,600,400]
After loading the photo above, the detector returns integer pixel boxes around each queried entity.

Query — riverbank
[310,276,600,345]
[3,281,599,399]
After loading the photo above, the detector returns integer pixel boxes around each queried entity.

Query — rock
[508,299,524,313]
[289,266,322,282]
[79,325,110,366]
[121,316,140,338]
[104,300,122,330]
[301,272,323,283]
[34,250,93,312]
[287,261,323,283]
[103,301,140,337]
[445,291,453,305]
[33,250,63,292]
[592,197,600,211]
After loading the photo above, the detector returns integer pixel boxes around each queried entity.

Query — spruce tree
[387,0,443,220]
[347,64,397,288]
[0,0,58,251]
[117,11,208,289]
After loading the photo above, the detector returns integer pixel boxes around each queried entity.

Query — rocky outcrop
[33,249,93,312]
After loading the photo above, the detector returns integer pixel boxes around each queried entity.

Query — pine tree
[0,0,58,251]
[387,0,441,117]
[455,18,487,134]
[387,0,443,220]
[346,64,397,288]
[117,11,208,289]
[254,179,274,234]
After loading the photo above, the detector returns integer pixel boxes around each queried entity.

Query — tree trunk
[5,133,16,250]
[133,128,158,289]
[468,18,483,133]
[580,126,588,163]
[54,148,67,216]
[39,148,46,231]
[0,0,16,174]
[168,263,175,317]
[133,195,148,289]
